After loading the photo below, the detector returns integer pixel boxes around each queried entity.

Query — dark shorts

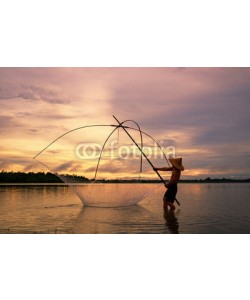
[164,183,178,203]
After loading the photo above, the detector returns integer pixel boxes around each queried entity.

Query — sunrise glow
[1,68,250,179]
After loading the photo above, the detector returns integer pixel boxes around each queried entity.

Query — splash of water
[70,183,159,207]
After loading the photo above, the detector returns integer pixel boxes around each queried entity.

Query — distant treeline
[0,171,89,183]
[0,171,250,183]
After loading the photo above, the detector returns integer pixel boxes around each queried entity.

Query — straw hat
[169,158,184,171]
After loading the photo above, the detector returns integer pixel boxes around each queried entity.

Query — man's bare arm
[153,167,173,171]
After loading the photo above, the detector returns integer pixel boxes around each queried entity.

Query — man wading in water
[154,158,184,210]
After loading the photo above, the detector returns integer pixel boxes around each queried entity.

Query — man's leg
[163,196,175,210]
[166,202,175,210]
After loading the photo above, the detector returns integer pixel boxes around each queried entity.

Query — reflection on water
[188,184,204,198]
[0,183,250,233]
[73,205,170,234]
[164,209,180,234]
[0,185,81,233]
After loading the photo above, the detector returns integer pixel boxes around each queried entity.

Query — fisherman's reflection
[164,208,180,234]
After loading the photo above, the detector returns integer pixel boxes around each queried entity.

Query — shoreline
[1,181,250,186]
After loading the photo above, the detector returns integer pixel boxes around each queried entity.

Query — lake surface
[0,183,249,234]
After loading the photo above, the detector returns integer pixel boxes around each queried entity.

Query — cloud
[86,161,126,173]
[0,161,11,170]
[0,84,69,104]
[0,67,250,178]
[0,116,13,127]
[23,163,40,172]
[53,162,74,172]
[0,156,46,172]
[69,164,83,172]
[49,162,86,174]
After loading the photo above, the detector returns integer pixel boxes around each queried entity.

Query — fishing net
[34,120,168,207]
[71,183,156,207]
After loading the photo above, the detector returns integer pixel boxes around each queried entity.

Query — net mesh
[70,183,158,207]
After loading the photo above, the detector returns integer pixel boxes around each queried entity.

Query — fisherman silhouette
[154,158,184,210]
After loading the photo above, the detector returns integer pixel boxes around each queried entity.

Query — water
[0,183,249,233]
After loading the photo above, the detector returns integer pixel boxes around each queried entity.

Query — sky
[0,67,250,179]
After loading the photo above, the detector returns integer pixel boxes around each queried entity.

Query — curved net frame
[34,120,169,207]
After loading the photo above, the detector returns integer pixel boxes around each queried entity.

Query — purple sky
[0,67,250,179]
